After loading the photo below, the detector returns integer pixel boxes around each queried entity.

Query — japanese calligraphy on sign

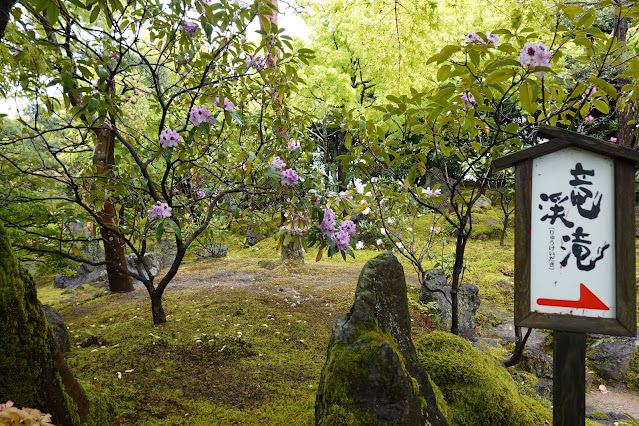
[530,147,615,319]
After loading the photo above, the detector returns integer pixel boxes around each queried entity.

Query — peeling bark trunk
[93,124,134,293]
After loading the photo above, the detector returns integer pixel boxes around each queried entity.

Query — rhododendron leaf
[167,218,181,240]
[229,111,243,124]
[593,99,609,114]
[155,222,164,242]
[315,250,323,262]
[48,2,59,25]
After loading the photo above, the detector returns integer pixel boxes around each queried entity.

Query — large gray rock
[53,240,107,289]
[127,253,161,287]
[42,304,70,353]
[419,269,480,339]
[521,347,553,379]
[146,239,177,269]
[202,243,228,258]
[315,252,449,426]
[246,229,263,246]
[587,333,638,382]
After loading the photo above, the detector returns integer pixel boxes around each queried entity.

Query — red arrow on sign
[537,283,609,310]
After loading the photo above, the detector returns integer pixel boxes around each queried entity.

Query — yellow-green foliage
[0,223,80,425]
[625,348,639,392]
[415,332,552,426]
[82,383,115,426]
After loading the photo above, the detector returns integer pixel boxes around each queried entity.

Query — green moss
[625,348,639,391]
[82,383,115,426]
[427,376,452,424]
[0,223,81,425]
[415,331,552,426]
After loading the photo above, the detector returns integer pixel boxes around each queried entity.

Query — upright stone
[0,223,85,425]
[315,252,449,426]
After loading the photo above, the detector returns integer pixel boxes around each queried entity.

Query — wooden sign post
[492,125,638,426]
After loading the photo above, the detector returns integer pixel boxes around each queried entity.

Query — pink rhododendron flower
[465,33,480,43]
[189,105,212,126]
[485,31,499,47]
[517,42,552,75]
[376,238,383,245]
[109,51,120,61]
[245,53,265,71]
[430,226,441,233]
[197,190,206,199]
[215,97,234,111]
[339,220,356,237]
[159,129,180,148]
[610,137,618,142]
[320,208,336,237]
[585,87,597,96]
[148,201,172,219]
[422,187,442,197]
[585,115,594,122]
[200,0,213,5]
[184,21,198,37]
[332,230,351,251]
[271,156,286,171]
[461,92,476,106]
[287,140,300,150]
[281,168,299,186]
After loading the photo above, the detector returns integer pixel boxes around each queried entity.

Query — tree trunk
[0,0,17,40]
[614,14,635,147]
[0,223,85,425]
[450,228,468,336]
[150,290,167,325]
[500,215,509,246]
[93,124,134,293]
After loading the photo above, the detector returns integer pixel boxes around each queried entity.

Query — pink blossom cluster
[287,140,300,150]
[197,190,206,199]
[461,92,476,106]
[245,53,265,71]
[422,187,442,197]
[333,220,356,251]
[465,31,499,47]
[184,21,198,38]
[189,105,212,126]
[517,42,552,72]
[271,156,286,171]
[148,201,172,219]
[320,208,336,237]
[200,0,213,5]
[281,168,299,186]
[215,97,234,112]
[159,129,180,148]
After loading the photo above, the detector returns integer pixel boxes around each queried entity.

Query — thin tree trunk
[614,14,635,147]
[503,326,533,367]
[260,0,303,263]
[500,215,509,246]
[0,0,17,40]
[150,290,167,325]
[450,225,468,335]
[93,124,134,292]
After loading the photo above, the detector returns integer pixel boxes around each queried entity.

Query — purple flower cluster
[189,105,212,126]
[333,221,356,251]
[271,156,286,171]
[148,201,172,219]
[287,140,300,151]
[197,190,206,199]
[159,128,179,148]
[281,168,299,186]
[461,92,476,106]
[184,21,198,38]
[215,97,234,112]
[245,53,265,71]
[465,31,499,47]
[320,208,336,237]
[517,42,552,72]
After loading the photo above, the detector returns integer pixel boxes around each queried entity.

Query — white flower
[380,228,387,235]
[362,207,371,215]
[355,241,364,250]
[387,217,395,224]
[407,227,413,232]
[376,239,383,245]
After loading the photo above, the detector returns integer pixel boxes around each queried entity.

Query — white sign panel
[530,147,615,319]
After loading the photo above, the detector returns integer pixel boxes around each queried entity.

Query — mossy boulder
[415,332,552,426]
[315,252,449,425]
[0,222,81,425]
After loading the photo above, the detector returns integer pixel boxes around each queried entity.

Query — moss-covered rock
[82,383,115,426]
[415,332,552,426]
[315,252,449,425]
[0,222,81,425]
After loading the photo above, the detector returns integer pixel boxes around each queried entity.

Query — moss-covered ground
[33,212,639,425]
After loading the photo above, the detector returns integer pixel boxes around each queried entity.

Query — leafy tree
[0,0,314,324]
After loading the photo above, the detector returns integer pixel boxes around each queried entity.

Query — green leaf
[589,77,618,99]
[593,99,609,114]
[48,2,60,25]
[485,70,513,84]
[87,97,99,112]
[166,218,182,240]
[90,4,100,23]
[155,222,164,242]
[519,80,535,114]
[229,111,243,124]
[437,65,451,82]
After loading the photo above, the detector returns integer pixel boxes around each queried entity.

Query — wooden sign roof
[492,124,639,171]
